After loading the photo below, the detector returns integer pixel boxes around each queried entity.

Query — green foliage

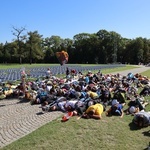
[1,28,150,64]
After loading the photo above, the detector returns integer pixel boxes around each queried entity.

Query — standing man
[66,67,70,78]
[46,68,51,79]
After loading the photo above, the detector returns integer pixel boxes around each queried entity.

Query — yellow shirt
[87,91,98,99]
[85,104,103,115]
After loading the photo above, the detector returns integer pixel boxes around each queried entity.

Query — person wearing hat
[128,106,139,115]
[124,95,147,115]
[46,68,52,79]
[46,81,53,93]
[66,67,70,78]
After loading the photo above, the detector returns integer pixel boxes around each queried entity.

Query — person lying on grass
[124,94,148,115]
[132,111,150,128]
[81,103,104,119]
[42,96,67,112]
[105,99,125,118]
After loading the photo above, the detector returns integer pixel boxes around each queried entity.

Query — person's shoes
[42,106,49,112]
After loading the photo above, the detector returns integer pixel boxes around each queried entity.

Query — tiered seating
[0,64,125,82]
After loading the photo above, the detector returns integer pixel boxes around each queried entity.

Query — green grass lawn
[140,69,150,78]
[0,64,60,69]
[1,65,150,150]
[0,63,135,69]
[2,104,150,150]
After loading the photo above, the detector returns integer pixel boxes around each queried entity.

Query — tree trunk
[19,56,22,64]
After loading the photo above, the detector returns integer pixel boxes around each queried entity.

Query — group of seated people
[0,69,150,128]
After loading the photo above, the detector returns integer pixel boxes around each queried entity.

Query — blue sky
[1,0,150,43]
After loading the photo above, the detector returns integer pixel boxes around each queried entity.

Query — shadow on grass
[142,130,150,137]
[143,145,150,150]
[129,122,142,130]
[129,122,150,132]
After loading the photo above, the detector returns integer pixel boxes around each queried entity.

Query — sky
[0,0,150,43]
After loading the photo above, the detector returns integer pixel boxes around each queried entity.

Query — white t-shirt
[58,101,67,112]
[46,85,52,92]
[46,70,51,77]
[65,100,78,109]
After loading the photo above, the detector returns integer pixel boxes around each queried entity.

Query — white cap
[129,106,136,114]
[112,99,119,106]
[88,101,94,106]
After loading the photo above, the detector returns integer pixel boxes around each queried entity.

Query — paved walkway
[112,65,150,77]
[0,65,149,148]
[0,99,63,148]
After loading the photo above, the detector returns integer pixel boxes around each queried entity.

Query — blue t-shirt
[85,76,89,84]
[111,104,123,116]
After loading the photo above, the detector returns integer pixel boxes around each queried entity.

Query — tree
[12,26,26,64]
[9,41,19,63]
[142,38,150,64]
[26,31,44,64]
[96,30,122,63]
[42,36,63,63]
[73,33,96,63]
[96,30,112,63]
[0,43,4,63]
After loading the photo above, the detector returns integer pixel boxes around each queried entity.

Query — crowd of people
[0,67,150,128]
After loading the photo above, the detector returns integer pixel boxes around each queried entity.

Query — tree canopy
[0,27,150,65]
